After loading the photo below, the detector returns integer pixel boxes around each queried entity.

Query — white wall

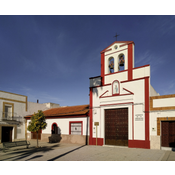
[133,66,150,79]
[92,78,146,142]
[24,102,50,116]
[105,71,128,85]
[150,85,159,97]
[153,97,175,108]
[27,117,89,136]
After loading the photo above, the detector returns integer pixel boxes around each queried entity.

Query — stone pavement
[0,140,175,161]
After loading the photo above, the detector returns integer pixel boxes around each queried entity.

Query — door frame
[104,107,129,146]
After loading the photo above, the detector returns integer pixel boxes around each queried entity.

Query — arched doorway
[52,123,58,134]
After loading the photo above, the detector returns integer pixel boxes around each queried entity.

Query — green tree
[27,110,47,148]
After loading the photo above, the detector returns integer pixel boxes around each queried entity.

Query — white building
[0,90,60,143]
[25,105,89,145]
[89,41,175,150]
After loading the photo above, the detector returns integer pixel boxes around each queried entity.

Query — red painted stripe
[132,104,134,140]
[121,76,150,83]
[128,43,133,80]
[89,87,93,145]
[100,93,133,98]
[91,138,104,146]
[128,140,150,149]
[101,52,105,85]
[99,90,109,98]
[100,102,133,107]
[123,88,134,95]
[105,69,127,76]
[120,41,135,47]
[133,64,150,70]
[100,41,134,54]
[145,77,150,142]
[25,115,88,120]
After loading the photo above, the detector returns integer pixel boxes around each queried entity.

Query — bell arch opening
[108,57,114,74]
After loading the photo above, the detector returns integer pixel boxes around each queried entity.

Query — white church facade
[1,40,175,150]
[89,41,175,150]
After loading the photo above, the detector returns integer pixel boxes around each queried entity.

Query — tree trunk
[37,131,39,148]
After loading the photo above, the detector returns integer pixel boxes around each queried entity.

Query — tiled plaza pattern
[0,140,175,161]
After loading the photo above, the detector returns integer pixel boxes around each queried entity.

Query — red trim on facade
[91,138,104,146]
[132,104,134,140]
[112,80,120,96]
[128,43,133,80]
[100,102,134,145]
[89,87,93,145]
[99,90,109,98]
[120,41,135,47]
[133,64,150,70]
[121,76,150,83]
[105,48,127,57]
[42,114,88,120]
[101,52,105,85]
[100,41,134,54]
[51,122,58,130]
[145,77,150,143]
[128,140,150,149]
[69,121,83,135]
[105,69,127,76]
[123,88,134,95]
[100,48,112,54]
[100,93,133,99]
[100,102,133,107]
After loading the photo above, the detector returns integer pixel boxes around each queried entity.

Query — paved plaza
[0,140,175,161]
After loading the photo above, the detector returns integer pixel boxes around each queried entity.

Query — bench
[3,140,30,152]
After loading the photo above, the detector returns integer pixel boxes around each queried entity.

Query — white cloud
[156,16,175,35]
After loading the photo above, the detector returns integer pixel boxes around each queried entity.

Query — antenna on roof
[114,33,119,41]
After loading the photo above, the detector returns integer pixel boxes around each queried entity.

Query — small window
[70,122,82,135]
[5,105,12,119]
[114,45,118,50]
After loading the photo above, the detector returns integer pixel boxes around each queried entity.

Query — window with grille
[70,122,82,135]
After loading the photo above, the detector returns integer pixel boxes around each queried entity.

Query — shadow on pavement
[47,145,86,161]
[25,155,43,161]
[0,144,60,161]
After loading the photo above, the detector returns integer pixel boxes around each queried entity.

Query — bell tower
[100,41,135,85]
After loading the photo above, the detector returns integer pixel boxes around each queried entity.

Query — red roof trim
[100,41,134,54]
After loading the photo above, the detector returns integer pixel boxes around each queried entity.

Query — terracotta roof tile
[25,104,89,118]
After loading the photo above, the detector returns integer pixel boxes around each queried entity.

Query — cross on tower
[114,33,119,41]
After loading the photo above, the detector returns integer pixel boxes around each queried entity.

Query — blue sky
[0,15,175,106]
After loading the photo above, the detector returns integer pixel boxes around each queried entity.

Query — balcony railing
[0,112,23,123]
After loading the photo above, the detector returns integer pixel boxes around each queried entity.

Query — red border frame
[69,121,83,135]
[100,102,134,144]
[112,80,120,96]
[51,122,58,130]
